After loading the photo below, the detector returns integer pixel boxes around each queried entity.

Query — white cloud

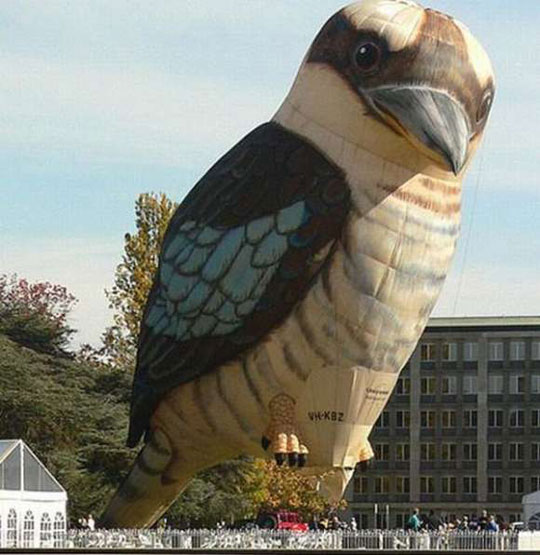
[0,54,281,167]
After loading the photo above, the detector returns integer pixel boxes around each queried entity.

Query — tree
[0,333,135,524]
[248,460,344,521]
[102,192,178,368]
[0,274,77,354]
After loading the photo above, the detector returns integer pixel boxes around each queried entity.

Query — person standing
[407,508,421,532]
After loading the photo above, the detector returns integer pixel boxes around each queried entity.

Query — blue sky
[1,1,539,346]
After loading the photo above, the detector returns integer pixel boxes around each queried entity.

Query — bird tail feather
[99,428,191,528]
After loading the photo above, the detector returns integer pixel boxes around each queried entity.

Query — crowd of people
[406,508,506,532]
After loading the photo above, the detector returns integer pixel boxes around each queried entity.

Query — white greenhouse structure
[0,439,67,548]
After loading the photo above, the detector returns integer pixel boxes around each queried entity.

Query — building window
[532,375,540,394]
[23,511,34,548]
[464,409,478,428]
[442,342,457,361]
[396,444,410,461]
[509,375,525,394]
[442,410,456,428]
[463,443,477,461]
[509,443,524,461]
[531,477,540,492]
[40,513,52,547]
[375,476,390,494]
[510,409,524,428]
[421,410,436,429]
[488,375,504,395]
[509,513,522,524]
[463,476,477,494]
[442,476,457,494]
[532,443,540,461]
[489,342,504,361]
[510,341,526,361]
[396,476,410,494]
[488,476,503,494]
[442,376,457,395]
[509,476,524,494]
[532,341,540,360]
[396,410,410,428]
[353,476,368,495]
[421,343,436,361]
[441,443,457,461]
[488,409,503,428]
[7,509,18,548]
[53,513,65,548]
[421,443,436,461]
[395,513,409,529]
[421,377,436,395]
[355,513,369,529]
[421,476,434,493]
[488,443,502,461]
[396,377,410,395]
[533,409,540,428]
[463,342,478,361]
[375,410,390,428]
[463,375,478,394]
[374,443,389,461]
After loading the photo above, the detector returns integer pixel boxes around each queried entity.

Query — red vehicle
[257,511,308,532]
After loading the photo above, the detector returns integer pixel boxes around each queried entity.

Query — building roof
[426,316,540,333]
[0,439,65,493]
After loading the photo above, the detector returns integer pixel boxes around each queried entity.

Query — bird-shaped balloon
[101,0,494,527]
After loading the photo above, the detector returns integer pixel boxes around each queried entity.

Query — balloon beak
[370,86,471,175]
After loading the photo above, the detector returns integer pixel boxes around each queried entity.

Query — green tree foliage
[102,192,177,369]
[0,333,135,523]
[0,274,77,354]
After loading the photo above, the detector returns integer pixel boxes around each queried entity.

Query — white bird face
[289,0,495,176]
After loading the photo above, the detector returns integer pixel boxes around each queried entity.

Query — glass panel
[23,446,62,492]
[0,445,21,490]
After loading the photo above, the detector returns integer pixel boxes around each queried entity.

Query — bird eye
[354,41,381,72]
[476,91,493,124]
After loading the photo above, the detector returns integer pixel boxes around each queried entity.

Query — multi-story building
[347,316,540,529]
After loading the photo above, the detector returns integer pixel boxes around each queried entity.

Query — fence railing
[0,528,523,551]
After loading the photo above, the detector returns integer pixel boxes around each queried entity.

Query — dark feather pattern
[128,122,350,447]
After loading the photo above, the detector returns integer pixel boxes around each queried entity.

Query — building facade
[347,316,540,528]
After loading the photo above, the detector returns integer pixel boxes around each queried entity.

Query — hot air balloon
[101,0,494,527]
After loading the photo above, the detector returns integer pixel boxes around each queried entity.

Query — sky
[1,0,539,347]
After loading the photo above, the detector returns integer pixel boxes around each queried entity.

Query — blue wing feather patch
[215,300,240,324]
[177,281,213,314]
[190,314,219,337]
[160,262,174,286]
[276,201,305,234]
[220,244,264,302]
[179,245,214,274]
[164,234,190,261]
[156,200,309,339]
[213,321,240,336]
[252,232,288,267]
[202,227,244,282]
[203,290,226,313]
[246,215,274,244]
[167,273,199,301]
[196,227,224,245]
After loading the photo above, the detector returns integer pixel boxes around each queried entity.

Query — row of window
[373,442,540,462]
[396,375,540,396]
[354,475,540,496]
[420,340,540,362]
[0,510,65,548]
[376,408,540,429]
